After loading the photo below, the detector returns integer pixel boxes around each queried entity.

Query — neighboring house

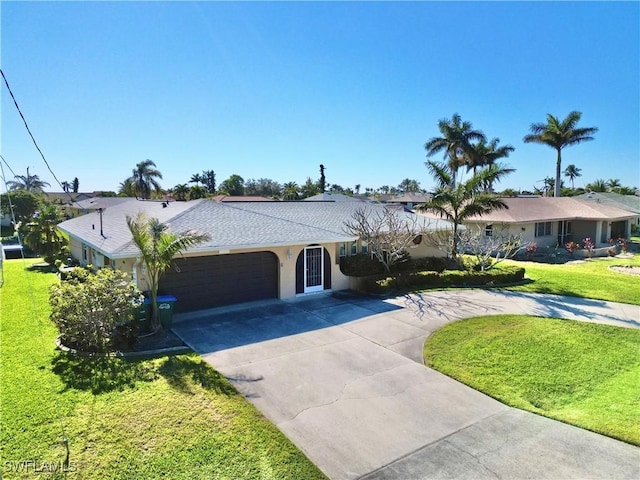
[386,192,431,210]
[45,192,96,205]
[57,199,449,313]
[464,197,637,248]
[574,192,640,232]
[303,192,371,202]
[66,197,134,219]
[212,195,275,202]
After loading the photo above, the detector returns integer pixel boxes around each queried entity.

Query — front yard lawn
[0,259,326,479]
[500,255,640,305]
[424,314,640,446]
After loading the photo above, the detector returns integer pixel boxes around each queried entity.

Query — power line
[0,68,75,204]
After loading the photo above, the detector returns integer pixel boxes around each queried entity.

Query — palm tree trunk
[555,149,562,197]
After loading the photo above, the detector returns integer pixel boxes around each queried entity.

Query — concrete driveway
[172,290,640,480]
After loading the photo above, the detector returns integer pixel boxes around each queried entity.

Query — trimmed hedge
[363,265,526,294]
[340,255,449,277]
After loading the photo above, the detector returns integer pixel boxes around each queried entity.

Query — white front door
[304,246,324,293]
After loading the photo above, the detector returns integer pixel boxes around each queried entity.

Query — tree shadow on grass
[51,352,158,394]
[157,355,237,396]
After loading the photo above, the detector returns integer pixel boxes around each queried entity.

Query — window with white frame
[361,240,368,254]
[339,242,347,257]
[350,241,358,255]
[535,222,552,237]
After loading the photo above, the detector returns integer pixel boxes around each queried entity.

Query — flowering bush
[565,241,580,256]
[583,237,595,258]
[608,237,629,255]
[525,243,537,260]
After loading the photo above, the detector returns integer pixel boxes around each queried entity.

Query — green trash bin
[135,298,152,332]
[156,295,177,329]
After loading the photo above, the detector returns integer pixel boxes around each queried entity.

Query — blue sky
[1,1,638,194]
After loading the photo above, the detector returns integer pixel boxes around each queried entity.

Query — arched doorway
[295,246,332,294]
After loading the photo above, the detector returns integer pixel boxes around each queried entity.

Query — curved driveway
[172,290,640,480]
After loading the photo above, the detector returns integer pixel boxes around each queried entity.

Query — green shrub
[341,255,449,277]
[49,268,143,353]
[340,254,385,277]
[362,266,526,294]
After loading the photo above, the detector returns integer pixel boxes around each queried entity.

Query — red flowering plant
[565,241,580,256]
[583,237,595,258]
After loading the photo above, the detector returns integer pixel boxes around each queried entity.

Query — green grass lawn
[0,259,326,479]
[424,314,640,446]
[500,254,640,305]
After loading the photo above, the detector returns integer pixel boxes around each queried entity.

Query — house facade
[58,199,448,313]
[463,197,637,249]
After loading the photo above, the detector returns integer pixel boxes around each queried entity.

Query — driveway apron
[172,290,640,480]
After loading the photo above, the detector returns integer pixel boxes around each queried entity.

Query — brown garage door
[158,252,278,312]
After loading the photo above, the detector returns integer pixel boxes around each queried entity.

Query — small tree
[126,213,210,332]
[50,268,143,353]
[457,225,527,271]
[343,207,428,274]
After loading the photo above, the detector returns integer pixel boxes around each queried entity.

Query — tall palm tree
[523,111,597,197]
[126,213,210,332]
[6,167,50,192]
[129,159,163,200]
[425,113,486,184]
[466,138,515,190]
[563,164,582,189]
[417,160,510,260]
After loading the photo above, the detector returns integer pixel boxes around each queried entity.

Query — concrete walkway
[172,290,640,480]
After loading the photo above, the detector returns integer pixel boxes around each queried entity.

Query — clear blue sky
[1,1,638,194]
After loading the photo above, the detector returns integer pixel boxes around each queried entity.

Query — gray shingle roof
[58,199,453,258]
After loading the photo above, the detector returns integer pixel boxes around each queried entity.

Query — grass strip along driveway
[501,255,640,305]
[422,256,640,447]
[0,259,326,479]
[425,314,640,446]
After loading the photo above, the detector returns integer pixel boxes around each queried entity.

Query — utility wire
[1,68,75,205]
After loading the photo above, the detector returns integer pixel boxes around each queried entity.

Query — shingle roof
[574,192,640,214]
[465,197,637,223]
[58,199,453,258]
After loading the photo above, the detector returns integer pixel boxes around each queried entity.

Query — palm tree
[129,159,163,200]
[425,113,486,184]
[6,167,50,192]
[563,164,582,189]
[606,178,621,190]
[586,179,607,192]
[397,178,421,193]
[61,181,71,193]
[126,213,210,332]
[21,203,66,264]
[118,178,137,197]
[416,160,510,260]
[523,111,597,197]
[282,181,300,200]
[467,138,515,190]
[172,184,189,201]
